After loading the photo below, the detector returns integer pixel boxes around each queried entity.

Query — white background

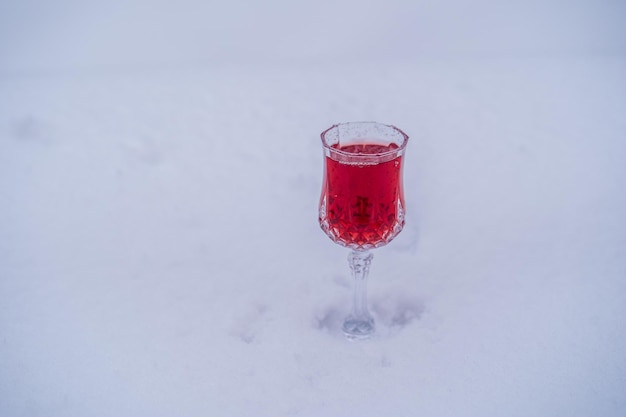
[1,1,625,416]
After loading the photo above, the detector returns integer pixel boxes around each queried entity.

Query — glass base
[342,315,375,340]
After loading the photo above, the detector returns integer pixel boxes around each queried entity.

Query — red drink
[319,143,405,249]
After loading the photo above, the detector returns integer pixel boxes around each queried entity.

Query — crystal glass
[319,122,409,339]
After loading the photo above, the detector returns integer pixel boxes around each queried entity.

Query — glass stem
[348,250,373,320]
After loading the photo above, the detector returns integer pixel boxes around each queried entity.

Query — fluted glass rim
[320,121,409,161]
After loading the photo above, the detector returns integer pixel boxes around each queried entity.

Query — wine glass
[319,121,409,340]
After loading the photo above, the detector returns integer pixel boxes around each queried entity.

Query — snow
[1,1,626,416]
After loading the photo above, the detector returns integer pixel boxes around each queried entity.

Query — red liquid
[319,143,405,249]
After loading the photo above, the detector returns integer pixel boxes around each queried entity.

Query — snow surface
[1,1,626,416]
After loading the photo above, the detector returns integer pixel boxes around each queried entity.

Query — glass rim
[320,121,409,159]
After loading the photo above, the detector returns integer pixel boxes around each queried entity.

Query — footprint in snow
[314,294,424,338]
[9,116,54,145]
[230,303,270,344]
[371,294,425,331]
[120,136,163,166]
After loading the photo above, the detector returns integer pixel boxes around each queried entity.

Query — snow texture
[1,1,625,416]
